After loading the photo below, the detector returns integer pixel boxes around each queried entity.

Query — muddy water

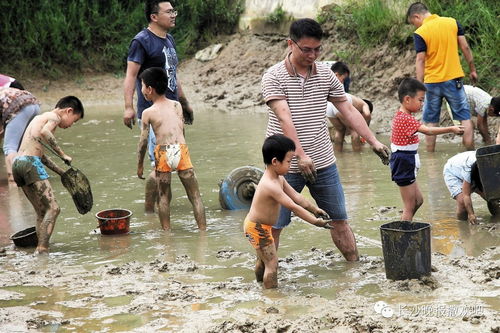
[0,107,498,331]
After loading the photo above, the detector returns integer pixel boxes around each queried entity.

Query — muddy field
[4,31,499,332]
[0,244,498,332]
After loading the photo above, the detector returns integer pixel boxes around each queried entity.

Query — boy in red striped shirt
[390,78,464,221]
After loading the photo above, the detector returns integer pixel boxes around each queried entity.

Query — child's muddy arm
[282,181,332,228]
[136,120,149,179]
[462,181,476,224]
[40,119,71,164]
[41,155,65,176]
[418,124,464,136]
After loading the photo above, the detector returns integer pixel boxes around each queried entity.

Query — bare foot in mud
[34,247,49,255]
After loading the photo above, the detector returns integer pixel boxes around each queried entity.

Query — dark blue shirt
[127,28,179,118]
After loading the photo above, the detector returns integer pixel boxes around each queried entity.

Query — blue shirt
[127,28,179,118]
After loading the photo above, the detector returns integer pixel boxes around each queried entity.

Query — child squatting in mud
[389,78,464,221]
[136,67,206,231]
[12,96,84,254]
[244,134,334,289]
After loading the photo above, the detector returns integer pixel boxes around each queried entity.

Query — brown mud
[6,30,500,332]
[0,245,498,332]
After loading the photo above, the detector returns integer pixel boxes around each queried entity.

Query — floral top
[0,87,40,128]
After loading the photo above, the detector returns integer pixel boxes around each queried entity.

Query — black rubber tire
[219,166,264,210]
[487,199,500,216]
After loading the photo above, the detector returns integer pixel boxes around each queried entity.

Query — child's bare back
[142,98,185,146]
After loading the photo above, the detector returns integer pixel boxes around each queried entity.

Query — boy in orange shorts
[137,67,206,231]
[244,134,333,288]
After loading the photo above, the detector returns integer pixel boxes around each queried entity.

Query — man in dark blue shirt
[124,1,193,128]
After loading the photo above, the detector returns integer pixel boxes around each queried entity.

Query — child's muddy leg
[156,171,172,231]
[256,244,278,289]
[23,180,60,254]
[145,170,157,213]
[255,258,265,282]
[179,169,207,230]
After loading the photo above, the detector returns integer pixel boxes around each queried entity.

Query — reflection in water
[0,108,498,330]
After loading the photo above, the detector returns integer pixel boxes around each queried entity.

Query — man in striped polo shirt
[261,18,390,261]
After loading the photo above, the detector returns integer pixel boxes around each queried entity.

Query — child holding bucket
[136,67,206,231]
[390,78,464,221]
[244,134,333,288]
[12,96,84,254]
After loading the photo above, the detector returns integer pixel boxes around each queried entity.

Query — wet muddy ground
[0,109,499,332]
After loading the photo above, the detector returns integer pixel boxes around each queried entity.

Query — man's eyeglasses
[154,9,178,17]
[291,39,322,55]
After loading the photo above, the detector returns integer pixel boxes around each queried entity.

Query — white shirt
[464,85,491,117]
[326,93,353,118]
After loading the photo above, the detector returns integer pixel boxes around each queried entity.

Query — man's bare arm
[177,80,194,125]
[458,36,477,84]
[416,52,426,82]
[268,99,317,182]
[124,61,141,129]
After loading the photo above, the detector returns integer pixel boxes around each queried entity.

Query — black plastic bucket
[476,145,500,215]
[380,221,431,280]
[10,227,38,247]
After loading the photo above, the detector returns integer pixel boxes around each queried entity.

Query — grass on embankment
[318,0,498,92]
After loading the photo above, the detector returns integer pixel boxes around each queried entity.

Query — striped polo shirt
[261,54,347,173]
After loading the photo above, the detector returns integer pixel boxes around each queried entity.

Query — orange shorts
[154,144,193,172]
[244,219,274,249]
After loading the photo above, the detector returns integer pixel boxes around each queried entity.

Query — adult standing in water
[261,18,390,261]
[123,1,194,212]
[407,2,477,152]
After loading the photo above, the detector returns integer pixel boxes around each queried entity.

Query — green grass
[0,0,243,78]
[318,0,498,92]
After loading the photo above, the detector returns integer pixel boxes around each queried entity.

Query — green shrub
[172,0,245,58]
[266,4,288,25]
[0,0,244,77]
[318,0,498,91]
[424,0,499,91]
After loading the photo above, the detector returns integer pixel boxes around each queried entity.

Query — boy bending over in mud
[137,67,206,231]
[12,96,84,254]
[390,78,464,221]
[244,134,333,288]
[443,151,485,224]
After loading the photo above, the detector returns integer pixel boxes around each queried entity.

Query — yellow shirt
[415,14,464,83]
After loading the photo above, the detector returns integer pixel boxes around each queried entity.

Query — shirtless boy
[137,67,206,231]
[244,134,333,288]
[12,96,84,254]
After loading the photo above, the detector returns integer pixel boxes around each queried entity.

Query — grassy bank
[0,0,243,79]
[1,0,497,92]
[319,0,498,92]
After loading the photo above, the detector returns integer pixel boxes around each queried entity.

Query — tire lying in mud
[487,199,500,216]
[219,166,264,210]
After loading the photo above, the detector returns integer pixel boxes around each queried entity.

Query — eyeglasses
[154,9,178,17]
[291,39,323,55]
